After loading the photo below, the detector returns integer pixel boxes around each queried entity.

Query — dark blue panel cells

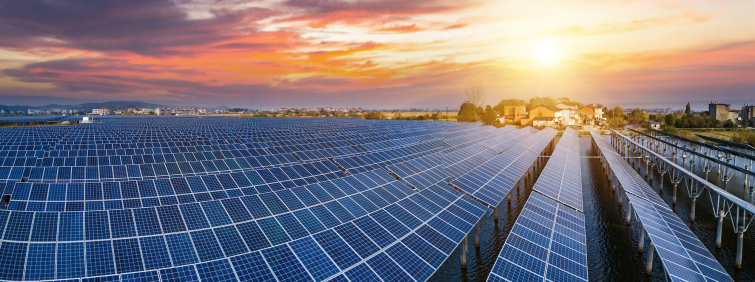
[109,209,136,238]
[160,265,200,282]
[386,243,434,281]
[25,243,56,281]
[121,270,161,282]
[0,242,27,281]
[214,226,249,257]
[366,252,413,282]
[30,212,58,241]
[57,242,86,279]
[113,238,144,273]
[257,217,291,246]
[134,208,162,236]
[201,201,233,227]
[179,203,210,231]
[313,229,361,270]
[261,244,313,282]
[230,252,276,282]
[166,233,199,266]
[157,205,187,233]
[139,236,173,270]
[221,198,252,223]
[190,229,225,262]
[276,213,309,240]
[289,237,340,282]
[196,259,237,282]
[86,240,115,277]
[236,221,271,252]
[4,211,33,241]
[345,263,382,282]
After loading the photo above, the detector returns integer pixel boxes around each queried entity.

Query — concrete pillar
[461,236,468,268]
[736,227,744,269]
[645,242,655,275]
[672,181,678,205]
[494,206,498,222]
[475,221,481,248]
[638,227,645,253]
[690,192,696,223]
[626,199,632,225]
[716,210,724,248]
[618,185,623,206]
[507,191,511,203]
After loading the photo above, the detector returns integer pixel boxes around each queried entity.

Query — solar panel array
[589,129,732,282]
[0,116,548,282]
[450,127,558,207]
[488,128,588,282]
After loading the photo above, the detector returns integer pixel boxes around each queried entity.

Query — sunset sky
[0,0,753,109]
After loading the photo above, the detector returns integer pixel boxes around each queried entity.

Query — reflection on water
[429,135,755,282]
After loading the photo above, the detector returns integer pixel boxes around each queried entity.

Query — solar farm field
[0,116,557,282]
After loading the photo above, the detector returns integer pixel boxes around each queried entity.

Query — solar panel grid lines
[626,194,732,282]
[448,127,557,208]
[589,129,733,282]
[487,192,588,282]
[0,117,513,282]
[487,128,587,282]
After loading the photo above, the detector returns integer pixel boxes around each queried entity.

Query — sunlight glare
[534,38,559,66]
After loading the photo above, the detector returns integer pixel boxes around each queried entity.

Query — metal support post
[716,210,724,248]
[494,206,498,222]
[646,242,655,275]
[461,236,468,268]
[672,181,678,205]
[690,191,696,223]
[638,226,645,253]
[626,199,632,225]
[475,221,480,248]
[736,227,744,269]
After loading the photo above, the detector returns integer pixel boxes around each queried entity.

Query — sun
[534,38,559,66]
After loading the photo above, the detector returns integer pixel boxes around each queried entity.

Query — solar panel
[488,128,587,282]
[488,192,587,282]
[589,129,732,282]
[0,117,513,282]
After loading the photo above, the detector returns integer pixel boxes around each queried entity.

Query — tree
[457,102,477,122]
[724,119,735,129]
[484,105,500,126]
[526,96,556,110]
[463,79,485,122]
[685,103,691,116]
[629,108,648,126]
[717,112,729,127]
[606,106,625,129]
[664,114,676,127]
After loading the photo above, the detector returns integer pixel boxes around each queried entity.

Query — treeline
[363,111,445,121]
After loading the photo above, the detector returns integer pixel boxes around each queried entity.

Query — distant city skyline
[0,0,753,108]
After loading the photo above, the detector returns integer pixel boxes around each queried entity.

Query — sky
[0,0,753,109]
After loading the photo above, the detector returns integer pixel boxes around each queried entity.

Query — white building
[92,107,110,115]
[555,102,581,125]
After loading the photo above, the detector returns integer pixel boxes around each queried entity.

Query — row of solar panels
[0,119,536,282]
[450,127,559,208]
[488,128,588,282]
[590,129,732,282]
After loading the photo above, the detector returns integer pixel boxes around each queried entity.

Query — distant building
[522,105,561,126]
[709,102,740,122]
[555,102,582,125]
[92,107,110,115]
[741,104,755,120]
[649,122,661,130]
[501,105,528,125]
[533,116,557,127]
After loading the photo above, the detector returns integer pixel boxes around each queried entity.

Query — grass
[692,130,738,141]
